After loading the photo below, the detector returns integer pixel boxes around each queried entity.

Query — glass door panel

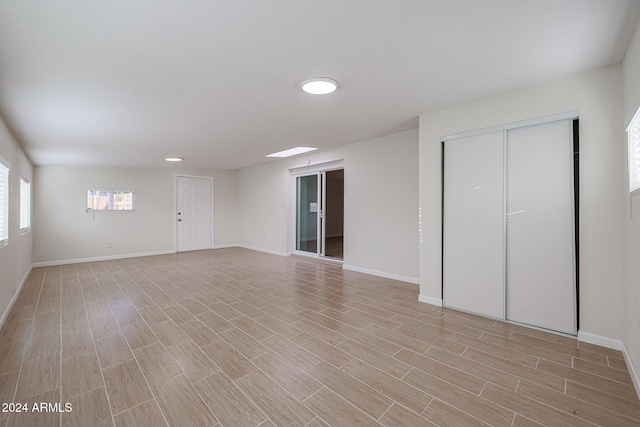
[296,174,319,254]
[323,169,344,259]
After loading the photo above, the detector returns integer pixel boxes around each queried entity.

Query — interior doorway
[294,167,344,260]
[176,175,213,252]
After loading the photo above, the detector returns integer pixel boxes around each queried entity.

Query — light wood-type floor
[1,247,639,426]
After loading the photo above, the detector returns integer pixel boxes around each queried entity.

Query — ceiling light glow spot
[266,147,318,158]
[302,78,338,95]
[165,157,183,162]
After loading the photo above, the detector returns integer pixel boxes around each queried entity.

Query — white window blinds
[20,177,31,232]
[629,107,640,193]
[0,162,8,245]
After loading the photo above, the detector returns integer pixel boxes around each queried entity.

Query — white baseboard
[418,294,443,307]
[32,250,176,267]
[621,342,640,401]
[0,263,33,329]
[237,245,290,257]
[576,330,640,398]
[342,264,419,285]
[577,331,624,351]
[212,244,239,250]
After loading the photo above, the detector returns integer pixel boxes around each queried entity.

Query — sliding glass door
[295,169,344,259]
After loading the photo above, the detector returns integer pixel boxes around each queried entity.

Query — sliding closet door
[444,132,505,319]
[506,120,576,334]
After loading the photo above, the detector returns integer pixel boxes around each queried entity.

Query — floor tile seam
[230,360,316,423]
[61,346,96,362]
[605,354,628,369]
[508,412,517,427]
[10,268,47,403]
[290,327,355,356]
[510,329,579,346]
[300,385,383,426]
[402,358,500,399]
[108,397,160,419]
[508,334,608,363]
[470,336,573,368]
[440,313,499,335]
[235,360,319,420]
[536,358,640,393]
[362,324,440,352]
[395,348,498,394]
[285,337,354,370]
[552,384,640,423]
[83,266,119,427]
[337,359,434,416]
[501,382,622,427]
[305,359,396,417]
[343,307,401,327]
[457,348,575,393]
[367,302,426,320]
[293,320,352,346]
[120,324,183,427]
[395,316,488,341]
[567,363,636,385]
[423,346,526,389]
[422,396,500,427]
[561,380,640,421]
[343,301,397,320]
[62,383,109,402]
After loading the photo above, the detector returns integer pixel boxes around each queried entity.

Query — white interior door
[177,176,213,252]
[506,120,576,334]
[443,131,505,319]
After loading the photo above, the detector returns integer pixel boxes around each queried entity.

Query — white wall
[0,115,33,323]
[623,19,640,391]
[237,129,419,282]
[33,166,238,264]
[419,65,626,341]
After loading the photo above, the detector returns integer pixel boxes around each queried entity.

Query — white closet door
[506,120,576,334]
[444,131,505,319]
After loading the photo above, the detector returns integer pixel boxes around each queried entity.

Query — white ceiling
[1,0,639,170]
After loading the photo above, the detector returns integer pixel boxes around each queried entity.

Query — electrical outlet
[106,241,111,248]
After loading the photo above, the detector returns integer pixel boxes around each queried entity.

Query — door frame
[441,112,579,336]
[174,174,214,252]
[289,160,344,261]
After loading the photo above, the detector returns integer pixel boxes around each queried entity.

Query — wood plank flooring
[0,247,638,426]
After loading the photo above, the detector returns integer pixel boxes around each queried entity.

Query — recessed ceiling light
[165,157,183,162]
[302,78,338,95]
[266,147,318,158]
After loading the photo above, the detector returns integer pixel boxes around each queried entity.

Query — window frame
[86,189,136,212]
[20,176,31,234]
[0,158,9,247]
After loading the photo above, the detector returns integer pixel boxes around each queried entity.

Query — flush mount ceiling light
[266,147,318,158]
[302,78,338,95]
[165,157,183,162]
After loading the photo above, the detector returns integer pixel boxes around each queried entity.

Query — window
[20,177,31,233]
[87,189,135,211]
[0,161,8,246]
[629,106,640,194]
